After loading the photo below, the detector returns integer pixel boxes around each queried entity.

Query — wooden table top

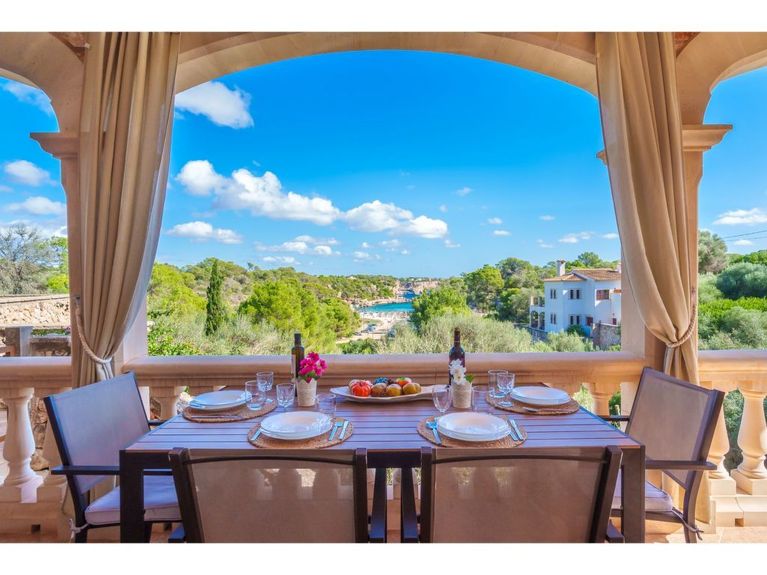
[128,393,640,453]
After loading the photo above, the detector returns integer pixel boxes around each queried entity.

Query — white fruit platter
[330,379,435,403]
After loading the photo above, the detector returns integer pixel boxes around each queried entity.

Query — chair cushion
[611,471,674,513]
[85,475,180,526]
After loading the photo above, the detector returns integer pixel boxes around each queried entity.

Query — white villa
[530,260,621,336]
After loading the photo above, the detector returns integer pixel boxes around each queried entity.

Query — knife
[339,419,350,440]
[509,418,524,441]
[251,428,262,441]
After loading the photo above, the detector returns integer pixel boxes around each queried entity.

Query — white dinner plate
[509,386,571,407]
[330,385,433,403]
[436,412,510,442]
[188,390,250,411]
[260,411,333,440]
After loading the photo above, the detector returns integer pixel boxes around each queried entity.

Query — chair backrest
[626,367,724,488]
[170,448,369,543]
[44,372,150,496]
[420,446,621,543]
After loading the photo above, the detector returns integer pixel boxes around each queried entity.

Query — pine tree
[205,259,226,336]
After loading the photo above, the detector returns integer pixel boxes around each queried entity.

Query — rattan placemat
[183,400,276,422]
[247,417,354,449]
[486,395,580,415]
[417,416,526,448]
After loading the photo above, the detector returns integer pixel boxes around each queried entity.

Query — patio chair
[44,372,181,542]
[169,448,371,542]
[601,367,724,543]
[417,445,622,543]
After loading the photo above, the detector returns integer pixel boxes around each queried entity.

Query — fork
[328,420,343,441]
[425,419,442,445]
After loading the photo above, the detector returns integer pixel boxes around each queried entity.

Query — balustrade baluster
[732,381,767,496]
[0,387,42,503]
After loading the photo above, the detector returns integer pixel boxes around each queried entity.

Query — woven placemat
[417,416,526,448]
[182,400,276,423]
[486,395,580,415]
[247,417,354,449]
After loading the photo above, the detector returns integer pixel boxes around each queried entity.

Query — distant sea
[359,301,414,313]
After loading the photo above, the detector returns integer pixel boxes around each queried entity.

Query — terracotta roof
[543,268,621,282]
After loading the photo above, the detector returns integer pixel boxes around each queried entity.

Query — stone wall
[592,322,621,350]
[0,294,70,328]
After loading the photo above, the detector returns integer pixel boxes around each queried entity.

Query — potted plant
[297,352,327,407]
[449,359,474,409]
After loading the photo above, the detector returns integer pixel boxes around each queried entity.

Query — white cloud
[175,160,227,196]
[7,196,65,216]
[733,239,754,246]
[714,208,767,226]
[439,204,448,213]
[0,185,12,193]
[537,239,554,249]
[539,215,556,221]
[400,249,410,255]
[380,239,401,250]
[493,230,511,237]
[444,239,461,249]
[1,80,54,115]
[361,241,371,249]
[256,236,338,255]
[262,256,297,265]
[313,245,337,256]
[487,217,503,225]
[559,231,595,244]
[174,81,253,129]
[295,235,338,246]
[397,215,448,239]
[602,232,619,240]
[345,200,448,238]
[166,221,243,244]
[3,160,52,186]
[455,186,472,197]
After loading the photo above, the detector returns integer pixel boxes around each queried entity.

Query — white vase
[297,378,318,407]
[452,382,472,409]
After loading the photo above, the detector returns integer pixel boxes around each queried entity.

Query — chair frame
[44,372,175,542]
[169,447,371,543]
[600,367,724,543]
[418,445,622,543]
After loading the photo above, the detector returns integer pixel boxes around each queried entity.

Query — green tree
[147,263,205,318]
[698,230,729,274]
[567,251,616,270]
[0,223,54,294]
[730,249,767,266]
[545,331,593,352]
[496,286,534,323]
[44,236,69,293]
[716,262,767,299]
[411,287,471,330]
[463,264,504,312]
[204,259,226,336]
[698,273,723,304]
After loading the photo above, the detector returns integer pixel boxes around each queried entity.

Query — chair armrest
[400,467,419,543]
[148,419,168,427]
[606,521,624,543]
[50,465,120,476]
[645,459,716,471]
[597,414,630,423]
[369,468,387,543]
[168,525,185,543]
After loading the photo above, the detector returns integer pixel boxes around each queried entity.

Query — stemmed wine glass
[432,385,452,421]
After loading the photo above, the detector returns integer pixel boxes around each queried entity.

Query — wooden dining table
[119,390,645,542]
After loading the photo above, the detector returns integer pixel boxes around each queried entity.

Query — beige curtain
[595,32,698,383]
[76,33,180,386]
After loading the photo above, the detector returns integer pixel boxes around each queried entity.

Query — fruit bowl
[330,380,433,403]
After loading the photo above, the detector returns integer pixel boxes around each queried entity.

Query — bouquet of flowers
[449,359,474,385]
[449,359,474,408]
[298,352,327,383]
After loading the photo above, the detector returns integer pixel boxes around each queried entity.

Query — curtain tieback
[74,296,113,365]
[666,288,698,349]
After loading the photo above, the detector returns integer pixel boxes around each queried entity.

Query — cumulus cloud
[174,81,254,129]
[175,160,227,196]
[167,221,243,244]
[7,196,65,216]
[487,217,503,225]
[360,241,372,249]
[400,249,410,255]
[537,239,554,249]
[602,232,619,240]
[353,251,381,262]
[262,256,297,265]
[3,160,53,186]
[344,200,448,239]
[444,239,461,249]
[256,236,339,255]
[1,80,54,115]
[380,239,401,250]
[732,239,754,246]
[493,230,511,237]
[714,208,767,225]
[559,231,595,244]
[455,186,472,197]
[539,215,555,221]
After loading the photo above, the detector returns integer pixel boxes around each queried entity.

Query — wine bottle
[291,332,304,384]
[448,328,465,387]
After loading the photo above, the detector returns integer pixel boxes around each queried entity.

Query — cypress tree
[205,259,226,335]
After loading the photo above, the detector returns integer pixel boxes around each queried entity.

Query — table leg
[620,445,646,543]
[120,450,145,543]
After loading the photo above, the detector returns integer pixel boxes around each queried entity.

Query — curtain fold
[76,32,180,386]
[595,32,698,383]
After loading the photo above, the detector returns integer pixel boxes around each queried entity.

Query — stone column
[4,326,32,357]
[732,381,767,495]
[0,387,43,503]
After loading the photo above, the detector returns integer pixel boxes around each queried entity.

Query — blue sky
[1,50,766,277]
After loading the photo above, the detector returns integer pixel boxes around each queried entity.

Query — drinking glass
[432,385,452,419]
[472,386,485,412]
[317,393,336,420]
[487,370,508,400]
[257,371,274,403]
[276,383,295,412]
[245,380,266,411]
[497,372,516,407]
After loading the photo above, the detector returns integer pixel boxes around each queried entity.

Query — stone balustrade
[0,350,765,539]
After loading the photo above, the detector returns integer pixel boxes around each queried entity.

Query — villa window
[569,289,581,300]
[586,316,593,327]
[569,315,580,326]
[549,288,557,299]
[596,289,610,301]
[550,313,557,325]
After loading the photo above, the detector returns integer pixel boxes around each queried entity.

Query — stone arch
[176,32,598,95]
